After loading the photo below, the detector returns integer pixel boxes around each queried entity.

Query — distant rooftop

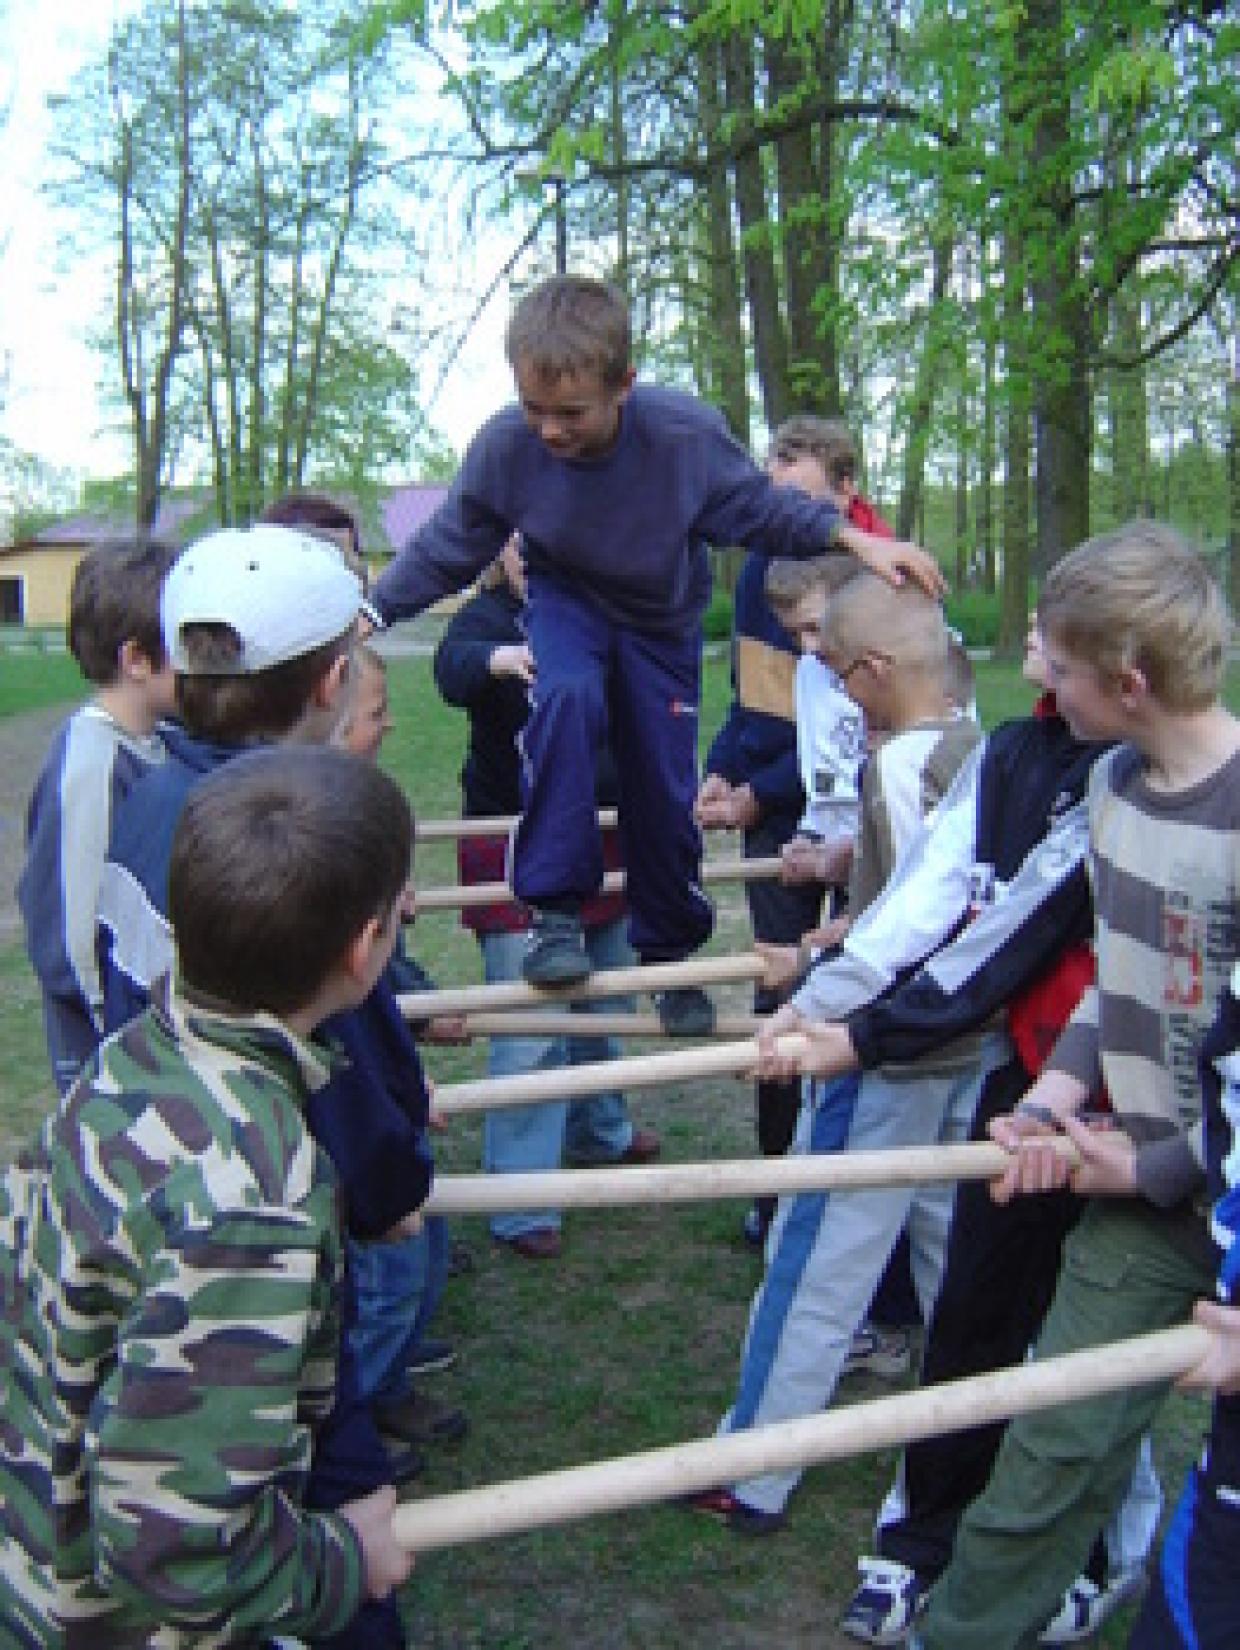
[11,483,451,558]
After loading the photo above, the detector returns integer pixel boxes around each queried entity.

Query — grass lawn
[0,640,1230,1646]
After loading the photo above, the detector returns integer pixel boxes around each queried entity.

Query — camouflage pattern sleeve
[90,1195,363,1639]
[0,998,372,1646]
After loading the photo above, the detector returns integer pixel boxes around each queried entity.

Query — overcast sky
[0,0,131,484]
[0,0,516,501]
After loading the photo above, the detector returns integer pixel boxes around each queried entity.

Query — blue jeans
[347,1214,449,1406]
[481,919,635,1240]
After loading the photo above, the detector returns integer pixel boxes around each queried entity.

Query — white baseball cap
[163,525,363,674]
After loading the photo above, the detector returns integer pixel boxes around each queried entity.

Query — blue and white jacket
[795,704,1109,1067]
[18,703,164,1092]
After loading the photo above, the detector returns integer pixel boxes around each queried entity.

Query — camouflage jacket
[0,987,366,1647]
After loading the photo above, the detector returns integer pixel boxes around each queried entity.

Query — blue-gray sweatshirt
[373,385,844,637]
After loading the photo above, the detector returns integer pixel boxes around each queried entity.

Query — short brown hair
[505,275,631,387]
[261,492,365,585]
[68,538,178,685]
[764,553,857,613]
[174,626,353,744]
[771,416,859,490]
[169,747,412,1016]
[1038,522,1231,712]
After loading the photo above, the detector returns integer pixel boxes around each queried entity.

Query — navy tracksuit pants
[514,577,714,963]
[1129,1395,1240,1650]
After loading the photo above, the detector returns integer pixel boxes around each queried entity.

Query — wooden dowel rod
[416,857,782,914]
[422,1138,1080,1215]
[391,1323,1209,1553]
[416,808,620,842]
[461,1012,762,1040]
[399,952,764,1021]
[434,1033,797,1115]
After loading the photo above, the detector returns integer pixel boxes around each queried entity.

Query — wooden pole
[421,1138,1080,1214]
[399,952,765,1021]
[416,857,781,914]
[461,1011,761,1040]
[433,1033,802,1115]
[390,1323,1208,1553]
[416,807,621,842]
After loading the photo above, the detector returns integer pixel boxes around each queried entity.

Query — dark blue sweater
[704,551,802,824]
[373,385,843,637]
[98,723,434,1241]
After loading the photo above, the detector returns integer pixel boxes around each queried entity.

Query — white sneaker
[841,1555,925,1645]
[1037,1568,1147,1644]
[843,1323,913,1379]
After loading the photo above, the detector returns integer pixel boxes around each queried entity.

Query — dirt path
[0,705,66,939]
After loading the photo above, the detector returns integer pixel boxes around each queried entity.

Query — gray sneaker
[522,910,591,986]
[653,985,716,1036]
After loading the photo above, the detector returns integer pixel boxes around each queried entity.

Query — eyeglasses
[832,649,890,685]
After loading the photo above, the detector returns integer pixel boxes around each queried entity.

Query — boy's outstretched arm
[1179,1300,1240,1396]
[834,520,947,598]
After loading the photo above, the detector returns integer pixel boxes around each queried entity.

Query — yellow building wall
[0,546,85,627]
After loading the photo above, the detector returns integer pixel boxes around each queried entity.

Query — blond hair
[821,572,948,676]
[764,552,856,614]
[1038,522,1231,712]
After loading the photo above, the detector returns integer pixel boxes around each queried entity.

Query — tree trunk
[979,291,996,592]
[724,35,791,430]
[609,0,630,299]
[1228,330,1239,609]
[1109,286,1148,524]
[769,31,838,413]
[697,39,749,445]
[1020,0,1090,568]
[896,232,952,539]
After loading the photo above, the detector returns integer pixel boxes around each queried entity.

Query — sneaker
[653,986,716,1036]
[522,910,591,987]
[686,1486,786,1535]
[1037,1568,1147,1645]
[494,1227,562,1260]
[407,1336,456,1377]
[741,1202,770,1249]
[617,1126,661,1164]
[565,1127,662,1169]
[374,1389,469,1447]
[843,1324,913,1380]
[447,1238,475,1277]
[841,1556,925,1646]
[384,1442,427,1486]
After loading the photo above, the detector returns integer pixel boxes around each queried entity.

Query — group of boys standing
[1,272,1236,1650]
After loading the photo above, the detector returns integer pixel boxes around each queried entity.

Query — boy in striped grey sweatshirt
[911,523,1238,1650]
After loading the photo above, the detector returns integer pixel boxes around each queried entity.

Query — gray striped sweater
[1051,742,1240,1207]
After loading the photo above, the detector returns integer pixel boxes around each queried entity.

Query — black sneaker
[374,1389,469,1447]
[407,1336,457,1376]
[384,1443,427,1486]
[654,986,716,1036]
[522,910,591,987]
